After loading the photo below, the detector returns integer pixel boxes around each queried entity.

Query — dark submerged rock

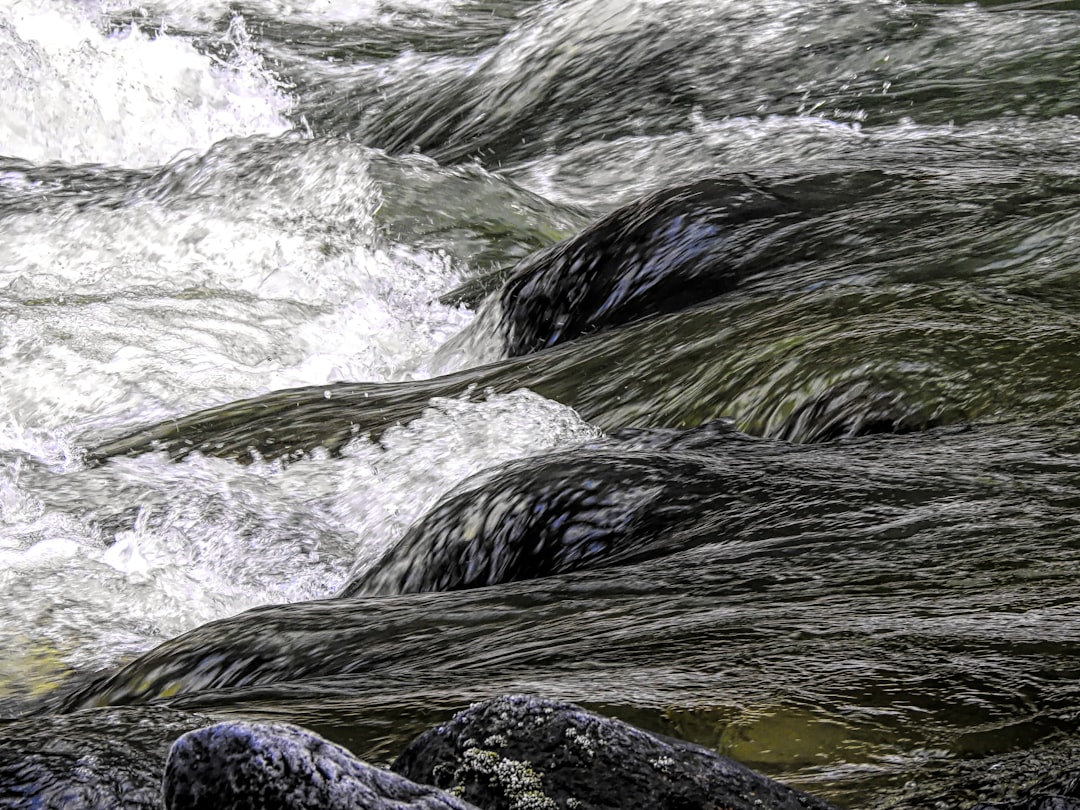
[392,694,838,810]
[0,705,211,810]
[164,720,479,810]
[62,419,1012,712]
[496,172,892,356]
[338,422,760,598]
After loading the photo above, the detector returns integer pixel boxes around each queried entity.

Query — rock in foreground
[392,694,838,810]
[0,705,212,810]
[164,720,479,810]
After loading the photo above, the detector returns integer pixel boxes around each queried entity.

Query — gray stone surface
[164,720,480,810]
[393,694,838,810]
[0,705,211,810]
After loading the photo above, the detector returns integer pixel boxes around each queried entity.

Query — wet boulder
[496,172,893,356]
[392,694,838,810]
[0,705,212,810]
[338,437,759,598]
[164,720,479,810]
[336,415,959,599]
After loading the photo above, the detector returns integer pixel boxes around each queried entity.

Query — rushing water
[2,0,1080,807]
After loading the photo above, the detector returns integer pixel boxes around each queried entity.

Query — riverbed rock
[337,437,753,598]
[0,705,211,809]
[164,720,480,810]
[336,414,969,598]
[495,172,894,357]
[392,694,839,810]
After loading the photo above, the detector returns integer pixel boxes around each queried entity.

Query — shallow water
[2,0,1080,807]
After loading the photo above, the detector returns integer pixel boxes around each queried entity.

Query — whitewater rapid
[0,0,591,695]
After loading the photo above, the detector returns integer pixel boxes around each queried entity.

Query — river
[2,0,1080,806]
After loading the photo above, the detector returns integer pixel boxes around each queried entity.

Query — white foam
[2,138,376,300]
[100,0,463,29]
[326,390,602,567]
[0,138,473,428]
[0,390,599,679]
[426,296,507,376]
[0,278,470,430]
[0,0,291,166]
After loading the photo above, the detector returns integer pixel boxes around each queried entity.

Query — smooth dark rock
[496,172,892,356]
[0,705,211,809]
[338,423,760,597]
[337,414,978,598]
[392,694,838,810]
[164,720,479,810]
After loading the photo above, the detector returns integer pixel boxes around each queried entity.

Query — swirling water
[2,0,1080,806]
